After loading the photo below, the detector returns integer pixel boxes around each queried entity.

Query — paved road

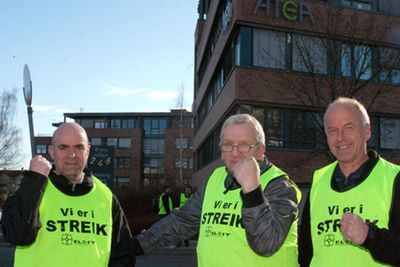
[137,245,197,267]
[0,243,14,267]
[0,240,197,267]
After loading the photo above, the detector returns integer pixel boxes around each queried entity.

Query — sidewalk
[136,240,197,267]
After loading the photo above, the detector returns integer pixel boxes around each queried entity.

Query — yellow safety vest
[179,193,190,207]
[158,193,173,215]
[310,158,399,267]
[197,165,301,267]
[15,177,113,267]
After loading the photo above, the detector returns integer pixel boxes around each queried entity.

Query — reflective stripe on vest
[197,165,301,267]
[158,193,173,215]
[15,177,113,267]
[310,158,399,267]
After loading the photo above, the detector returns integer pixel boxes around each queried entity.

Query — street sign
[23,64,32,106]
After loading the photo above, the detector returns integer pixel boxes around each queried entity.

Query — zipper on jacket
[71,183,76,192]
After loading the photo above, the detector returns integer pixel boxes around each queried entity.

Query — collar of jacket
[48,167,94,196]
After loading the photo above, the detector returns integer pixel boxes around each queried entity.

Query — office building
[35,109,193,189]
[192,0,400,187]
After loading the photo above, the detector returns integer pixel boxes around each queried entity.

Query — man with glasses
[134,113,301,266]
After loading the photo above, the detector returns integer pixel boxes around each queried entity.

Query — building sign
[88,146,114,189]
[253,0,315,23]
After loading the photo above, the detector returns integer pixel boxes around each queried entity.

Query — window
[289,111,323,148]
[341,44,372,80]
[114,177,130,187]
[144,139,165,155]
[94,120,107,129]
[90,137,102,146]
[380,47,400,85]
[80,119,93,128]
[175,158,193,169]
[36,144,48,155]
[115,157,131,169]
[341,0,371,10]
[292,35,327,74]
[118,138,131,148]
[253,29,286,69]
[143,158,164,174]
[144,118,167,135]
[380,118,400,149]
[266,108,284,147]
[121,119,137,129]
[111,119,121,129]
[175,138,192,149]
[107,138,118,147]
[378,0,400,16]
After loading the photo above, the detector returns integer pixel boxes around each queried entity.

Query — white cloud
[32,104,71,114]
[106,86,148,96]
[146,90,178,100]
[32,104,56,112]
[54,108,73,114]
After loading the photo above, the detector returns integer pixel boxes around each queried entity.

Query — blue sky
[0,1,198,167]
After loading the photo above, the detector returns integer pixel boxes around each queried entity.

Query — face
[49,123,90,183]
[220,122,265,173]
[325,103,371,169]
[184,187,192,195]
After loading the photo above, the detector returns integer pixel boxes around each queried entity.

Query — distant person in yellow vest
[179,185,193,208]
[298,97,400,266]
[1,122,135,266]
[133,113,301,266]
[158,185,173,220]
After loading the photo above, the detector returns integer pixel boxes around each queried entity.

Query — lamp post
[23,64,35,157]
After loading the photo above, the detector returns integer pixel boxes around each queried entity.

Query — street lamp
[23,64,35,157]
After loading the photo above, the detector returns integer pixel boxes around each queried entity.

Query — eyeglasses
[220,143,258,153]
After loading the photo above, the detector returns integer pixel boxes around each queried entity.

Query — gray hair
[219,113,265,145]
[324,97,370,132]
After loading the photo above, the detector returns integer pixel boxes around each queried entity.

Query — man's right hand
[29,155,52,177]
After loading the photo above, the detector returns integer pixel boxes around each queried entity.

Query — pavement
[137,241,197,267]
[0,236,197,267]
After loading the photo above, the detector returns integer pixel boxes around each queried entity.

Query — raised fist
[29,155,52,177]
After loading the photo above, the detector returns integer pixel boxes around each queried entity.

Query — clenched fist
[340,213,369,245]
[230,156,260,193]
[29,155,52,177]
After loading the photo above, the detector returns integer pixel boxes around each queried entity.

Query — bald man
[1,122,135,266]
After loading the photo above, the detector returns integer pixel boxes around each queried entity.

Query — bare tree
[264,7,400,150]
[279,8,400,108]
[0,89,23,169]
[174,84,185,186]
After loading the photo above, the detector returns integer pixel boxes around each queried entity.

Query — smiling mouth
[337,144,351,150]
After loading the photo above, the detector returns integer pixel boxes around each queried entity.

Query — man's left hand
[340,213,369,244]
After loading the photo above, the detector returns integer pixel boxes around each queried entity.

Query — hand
[230,156,260,193]
[29,155,52,177]
[340,213,369,244]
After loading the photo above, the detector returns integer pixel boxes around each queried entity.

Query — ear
[49,145,55,160]
[257,144,266,161]
[364,123,371,142]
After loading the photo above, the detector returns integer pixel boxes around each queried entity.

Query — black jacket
[1,168,135,267]
[299,151,400,266]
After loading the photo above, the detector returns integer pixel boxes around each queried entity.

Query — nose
[68,148,76,158]
[337,128,344,141]
[231,145,241,156]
